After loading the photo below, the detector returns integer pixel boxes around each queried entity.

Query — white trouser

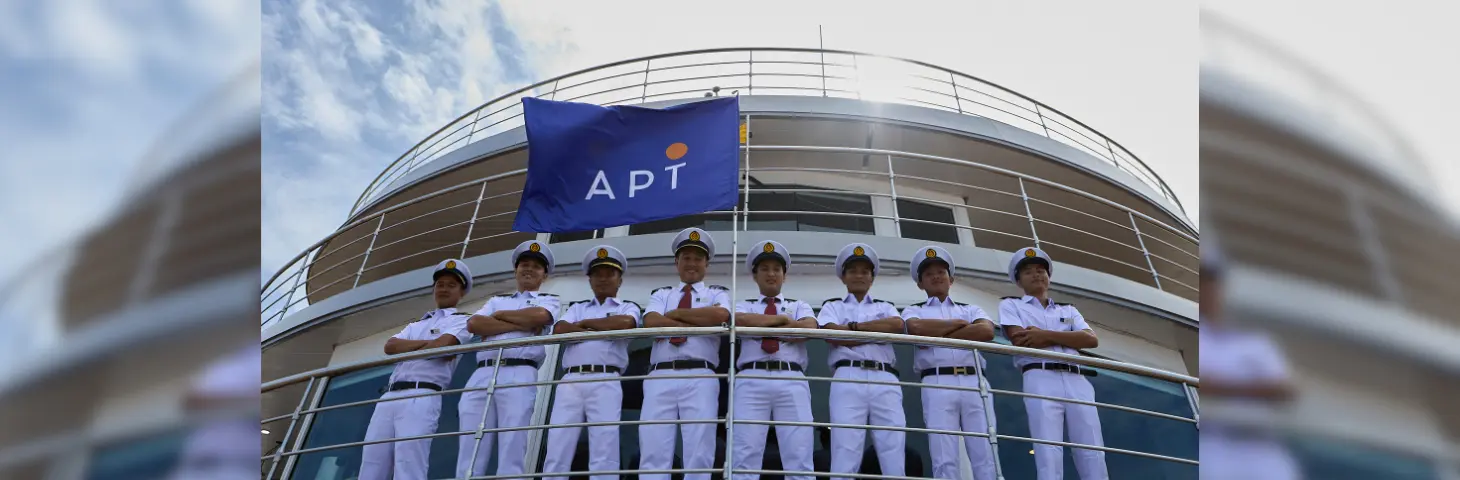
[457,365,539,478]
[360,389,442,480]
[542,371,624,480]
[639,368,720,480]
[921,373,998,480]
[828,367,905,479]
[731,369,814,480]
[1022,369,1108,480]
[1201,432,1301,480]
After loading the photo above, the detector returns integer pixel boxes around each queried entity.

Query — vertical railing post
[887,155,902,238]
[1032,103,1052,138]
[724,114,752,478]
[975,354,1004,480]
[1018,178,1040,249]
[464,348,508,480]
[464,107,483,146]
[639,59,652,104]
[265,377,318,479]
[1129,212,1163,290]
[851,54,862,100]
[461,182,489,259]
[353,215,387,289]
[747,50,754,96]
[279,375,331,480]
[819,44,828,97]
[949,72,964,114]
[1182,383,1200,425]
[549,79,560,100]
[1347,189,1402,302]
[277,253,310,322]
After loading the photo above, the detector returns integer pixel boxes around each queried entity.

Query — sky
[261,0,1198,282]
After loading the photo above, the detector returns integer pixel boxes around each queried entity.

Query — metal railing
[347,47,1184,219]
[261,142,1198,328]
[261,326,1200,479]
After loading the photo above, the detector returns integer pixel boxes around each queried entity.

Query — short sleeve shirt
[473,291,561,364]
[816,293,902,367]
[998,295,1090,369]
[646,281,731,366]
[734,295,817,367]
[559,297,643,370]
[901,296,992,372]
[388,308,473,386]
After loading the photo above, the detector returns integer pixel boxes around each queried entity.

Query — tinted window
[896,199,959,244]
[550,230,600,243]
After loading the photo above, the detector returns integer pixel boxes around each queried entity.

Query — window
[1290,436,1439,480]
[896,199,960,244]
[627,212,735,236]
[629,185,876,236]
[549,230,601,243]
[85,430,188,480]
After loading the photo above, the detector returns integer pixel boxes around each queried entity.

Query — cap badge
[689,231,701,242]
[597,248,608,259]
[852,246,865,256]
[445,260,457,269]
[529,243,541,253]
[1024,249,1037,258]
[925,248,936,258]
[763,242,776,253]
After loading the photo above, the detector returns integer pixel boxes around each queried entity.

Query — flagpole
[724,113,751,478]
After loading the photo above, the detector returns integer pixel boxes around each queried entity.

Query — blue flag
[512,96,741,233]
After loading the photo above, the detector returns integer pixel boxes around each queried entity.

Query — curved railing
[347,47,1185,219]
[261,327,1200,479]
[261,145,1200,329]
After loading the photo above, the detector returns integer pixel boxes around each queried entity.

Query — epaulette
[909,300,928,307]
[744,298,760,302]
[494,293,514,298]
[450,311,472,316]
[954,301,969,307]
[568,299,591,307]
[651,285,673,293]
[538,293,559,297]
[821,297,842,305]
[708,285,729,291]
[872,298,893,305]
[624,300,643,310]
[1001,296,1020,300]
[785,298,798,303]
[1054,302,1074,307]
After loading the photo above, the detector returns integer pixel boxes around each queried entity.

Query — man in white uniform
[640,227,732,480]
[166,343,261,480]
[1198,236,1301,480]
[542,245,643,480]
[902,246,1000,480]
[359,258,474,480]
[729,240,820,479]
[459,240,561,478]
[816,243,908,478]
[998,247,1107,480]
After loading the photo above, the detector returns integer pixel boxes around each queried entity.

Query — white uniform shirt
[388,308,473,386]
[559,297,643,370]
[1200,325,1291,416]
[734,295,817,367]
[998,295,1090,369]
[645,281,731,366]
[473,291,561,364]
[817,294,902,367]
[901,296,991,372]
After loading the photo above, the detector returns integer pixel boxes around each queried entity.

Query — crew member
[817,243,907,479]
[903,246,1000,480]
[360,259,474,480]
[639,227,731,480]
[730,240,819,479]
[541,245,642,480]
[459,241,561,478]
[999,247,1107,480]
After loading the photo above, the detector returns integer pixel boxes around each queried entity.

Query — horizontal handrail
[263,327,1197,393]
[347,47,1184,218]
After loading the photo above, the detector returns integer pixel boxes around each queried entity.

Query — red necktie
[761,297,780,354]
[669,285,692,345]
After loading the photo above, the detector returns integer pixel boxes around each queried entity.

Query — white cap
[910,245,954,280]
[835,243,880,277]
[1008,246,1052,283]
[746,240,791,273]
[511,240,555,275]
[433,258,473,293]
[671,227,715,258]
[582,245,628,275]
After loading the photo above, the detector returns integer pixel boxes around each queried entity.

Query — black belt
[921,366,981,377]
[1022,363,1097,377]
[833,360,900,376]
[387,381,443,392]
[478,358,540,369]
[564,365,622,374]
[650,360,715,371]
[737,361,803,372]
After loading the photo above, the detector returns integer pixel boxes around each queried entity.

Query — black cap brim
[674,240,710,256]
[516,251,550,269]
[841,255,874,275]
[1014,257,1051,275]
[433,269,469,289]
[587,257,624,274]
[916,257,950,279]
[750,252,788,272]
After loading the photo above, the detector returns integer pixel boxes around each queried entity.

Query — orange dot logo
[666,142,689,161]
[597,248,608,259]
